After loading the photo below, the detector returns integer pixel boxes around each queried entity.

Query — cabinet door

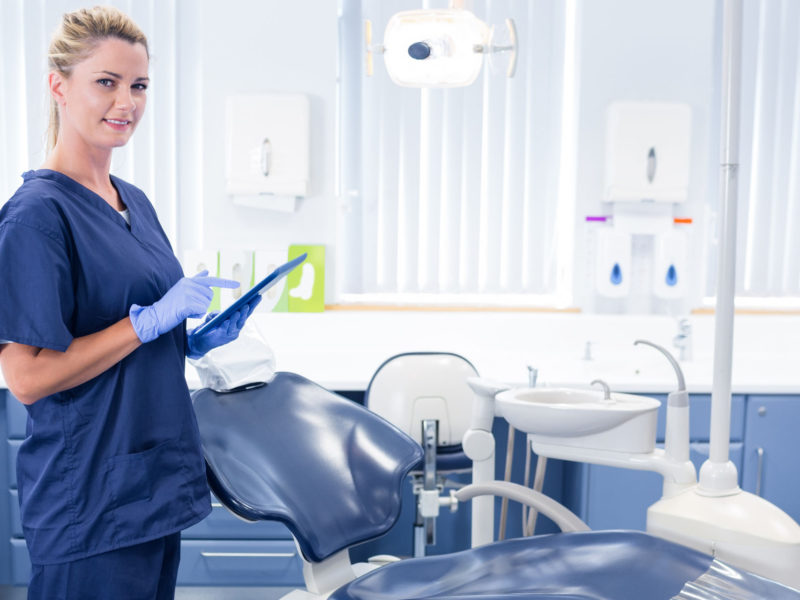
[569,443,743,531]
[742,396,800,522]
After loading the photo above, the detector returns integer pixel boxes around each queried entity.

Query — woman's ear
[48,71,67,107]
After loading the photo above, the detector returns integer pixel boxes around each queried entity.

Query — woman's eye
[97,78,114,88]
[132,83,148,91]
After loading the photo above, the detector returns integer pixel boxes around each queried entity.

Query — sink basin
[496,387,661,453]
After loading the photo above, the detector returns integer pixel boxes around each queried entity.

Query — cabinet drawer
[9,538,304,587]
[6,395,28,439]
[183,495,294,539]
[178,539,303,586]
[9,489,21,538]
[10,538,29,585]
[654,394,745,442]
[7,439,20,488]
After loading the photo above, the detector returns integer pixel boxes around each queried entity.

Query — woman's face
[53,37,149,152]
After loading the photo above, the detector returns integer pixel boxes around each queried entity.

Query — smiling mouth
[104,118,131,126]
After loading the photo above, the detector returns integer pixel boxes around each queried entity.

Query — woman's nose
[115,88,135,111]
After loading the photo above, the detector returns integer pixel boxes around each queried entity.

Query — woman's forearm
[0,318,143,405]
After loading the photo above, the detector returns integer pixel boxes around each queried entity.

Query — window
[338,0,579,307]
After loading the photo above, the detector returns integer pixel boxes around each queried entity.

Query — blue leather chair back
[192,372,424,563]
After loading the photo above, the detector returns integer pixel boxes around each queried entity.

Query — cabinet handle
[756,447,764,497]
[201,552,296,558]
[211,502,223,508]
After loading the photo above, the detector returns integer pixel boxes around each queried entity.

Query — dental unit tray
[192,253,307,337]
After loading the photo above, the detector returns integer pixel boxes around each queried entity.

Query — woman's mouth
[103,118,131,131]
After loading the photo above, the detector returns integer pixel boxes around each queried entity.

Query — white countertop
[2,311,800,395]
[192,310,800,395]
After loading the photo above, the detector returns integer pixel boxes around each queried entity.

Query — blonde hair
[46,5,149,152]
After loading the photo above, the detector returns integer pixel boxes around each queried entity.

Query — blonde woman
[0,6,257,598]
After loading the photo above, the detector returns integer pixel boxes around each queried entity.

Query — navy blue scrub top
[0,170,211,564]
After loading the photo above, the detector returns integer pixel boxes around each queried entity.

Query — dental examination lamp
[365,8,517,87]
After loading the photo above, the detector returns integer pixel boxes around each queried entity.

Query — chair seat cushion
[331,531,716,599]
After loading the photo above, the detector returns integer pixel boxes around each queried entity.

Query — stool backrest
[366,352,478,448]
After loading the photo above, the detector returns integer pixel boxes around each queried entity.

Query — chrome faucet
[527,365,538,387]
[673,318,692,362]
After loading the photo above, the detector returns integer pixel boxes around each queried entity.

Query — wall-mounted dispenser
[225,93,310,212]
[604,102,691,204]
[595,230,631,298]
[587,102,697,313]
[652,230,688,299]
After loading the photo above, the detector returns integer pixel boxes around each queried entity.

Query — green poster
[288,244,325,312]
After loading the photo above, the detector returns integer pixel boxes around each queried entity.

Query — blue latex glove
[129,270,239,343]
[186,295,261,359]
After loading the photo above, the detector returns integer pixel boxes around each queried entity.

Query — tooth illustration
[289,263,315,301]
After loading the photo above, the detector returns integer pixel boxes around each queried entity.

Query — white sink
[496,387,661,453]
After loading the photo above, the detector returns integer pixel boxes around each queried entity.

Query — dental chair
[192,371,800,599]
[365,352,477,556]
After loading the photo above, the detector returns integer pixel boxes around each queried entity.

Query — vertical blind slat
[782,31,800,292]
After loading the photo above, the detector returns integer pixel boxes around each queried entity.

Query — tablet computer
[192,252,307,337]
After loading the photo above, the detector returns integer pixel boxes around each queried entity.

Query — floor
[0,586,295,599]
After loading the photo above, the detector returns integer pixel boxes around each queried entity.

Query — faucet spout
[672,318,693,362]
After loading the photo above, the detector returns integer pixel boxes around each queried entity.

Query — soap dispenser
[595,230,631,298]
[652,230,688,299]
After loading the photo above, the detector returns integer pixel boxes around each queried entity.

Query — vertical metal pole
[699,0,743,495]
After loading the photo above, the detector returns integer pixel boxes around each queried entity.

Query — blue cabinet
[741,395,800,520]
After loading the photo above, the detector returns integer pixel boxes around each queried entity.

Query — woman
[0,6,257,598]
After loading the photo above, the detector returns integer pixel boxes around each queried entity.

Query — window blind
[733,0,800,298]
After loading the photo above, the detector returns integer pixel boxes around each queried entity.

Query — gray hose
[498,426,516,540]
[525,455,548,536]
[455,481,590,533]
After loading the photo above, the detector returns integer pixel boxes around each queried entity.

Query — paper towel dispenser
[604,102,691,204]
[225,93,310,211]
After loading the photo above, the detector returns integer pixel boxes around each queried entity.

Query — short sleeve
[0,220,74,351]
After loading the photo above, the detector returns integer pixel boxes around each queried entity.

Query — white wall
[175,0,340,295]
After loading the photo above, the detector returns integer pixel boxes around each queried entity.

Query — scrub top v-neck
[0,169,211,564]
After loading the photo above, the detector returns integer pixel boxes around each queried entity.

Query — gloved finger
[187,285,214,305]
[192,275,240,289]
[248,295,263,311]
[234,306,250,330]
[204,311,220,323]
[224,310,242,333]
[223,315,238,337]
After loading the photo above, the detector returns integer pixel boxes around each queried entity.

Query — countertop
[1,311,799,395]
[195,311,800,395]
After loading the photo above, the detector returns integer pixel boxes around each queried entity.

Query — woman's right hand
[129,271,239,343]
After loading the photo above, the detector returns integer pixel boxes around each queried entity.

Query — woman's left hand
[185,295,262,359]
